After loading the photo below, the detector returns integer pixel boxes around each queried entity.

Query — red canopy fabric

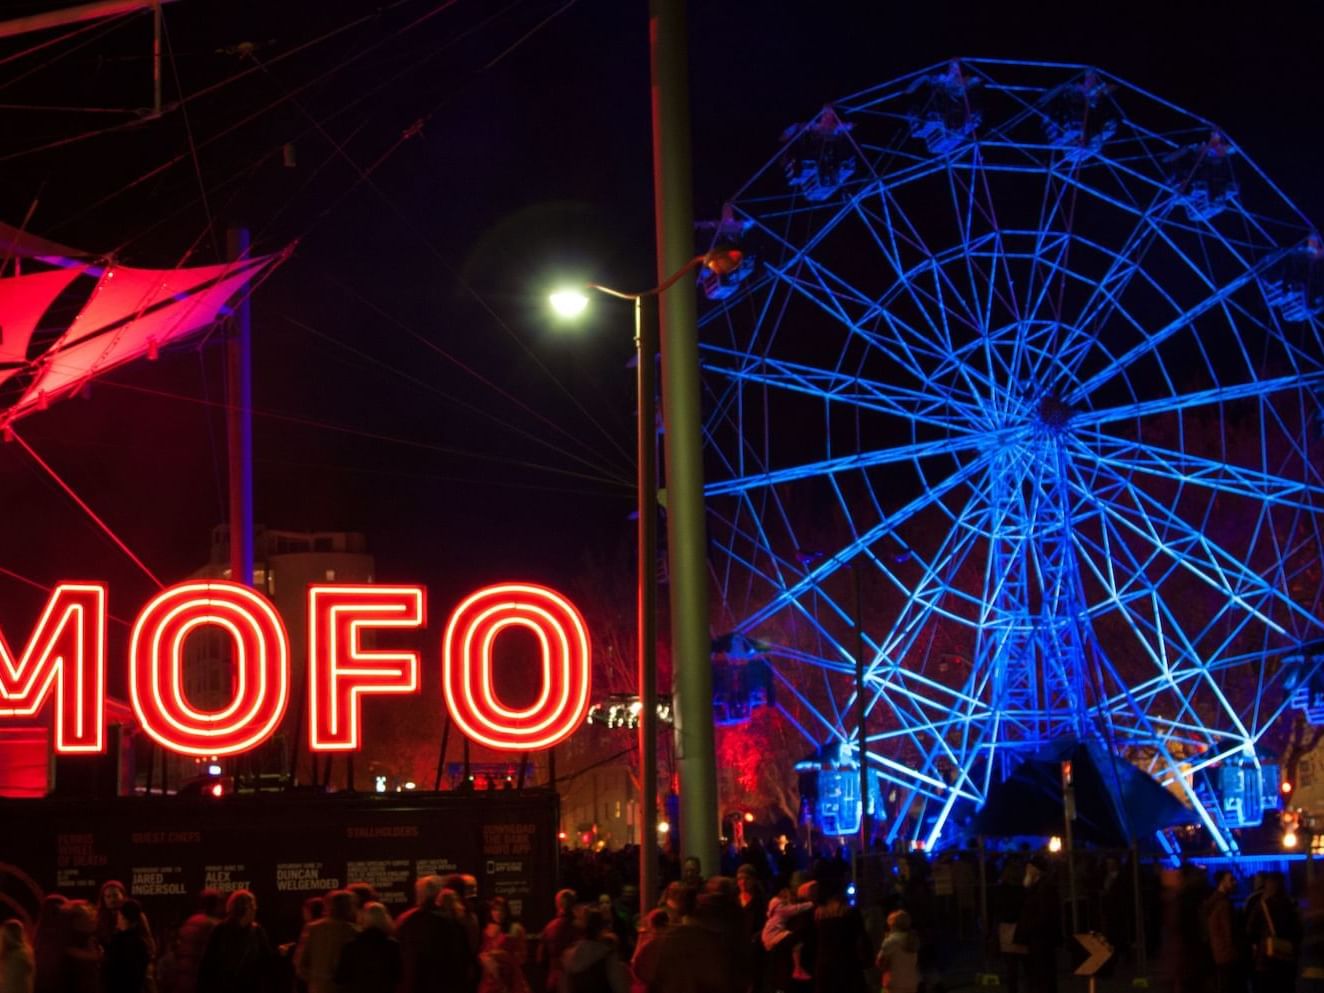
[0,248,280,428]
[0,221,83,263]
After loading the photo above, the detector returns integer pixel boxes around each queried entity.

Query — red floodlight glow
[442,583,591,752]
[0,584,106,753]
[129,581,290,757]
[308,586,425,751]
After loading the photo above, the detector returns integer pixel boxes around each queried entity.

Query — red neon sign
[443,583,591,752]
[0,580,589,757]
[0,584,106,753]
[129,581,291,757]
[308,585,424,752]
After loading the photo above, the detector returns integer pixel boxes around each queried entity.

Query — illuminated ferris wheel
[698,59,1324,853]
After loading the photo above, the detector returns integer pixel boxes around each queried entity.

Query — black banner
[0,790,558,942]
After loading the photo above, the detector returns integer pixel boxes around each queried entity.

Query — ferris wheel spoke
[1069,455,1319,636]
[732,450,997,635]
[862,487,994,672]
[1071,486,1301,713]
[768,256,953,383]
[1072,370,1324,428]
[699,344,986,427]
[705,432,999,499]
[1063,248,1291,406]
[1072,430,1324,512]
[710,486,814,597]
[853,200,970,358]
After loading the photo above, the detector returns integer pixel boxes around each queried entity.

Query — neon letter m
[0,584,106,753]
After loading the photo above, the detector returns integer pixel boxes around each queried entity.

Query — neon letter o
[442,583,590,751]
[129,581,290,757]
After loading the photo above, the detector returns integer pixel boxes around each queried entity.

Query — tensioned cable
[0,0,451,164]
[76,375,632,489]
[0,564,135,626]
[0,10,130,72]
[301,263,632,478]
[53,0,525,243]
[8,428,164,589]
[250,31,635,471]
[47,0,477,259]
[160,12,220,263]
[282,313,630,484]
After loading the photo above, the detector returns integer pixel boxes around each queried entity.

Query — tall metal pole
[226,227,254,588]
[151,0,162,117]
[636,295,660,907]
[854,566,869,861]
[1063,760,1080,934]
[649,0,718,879]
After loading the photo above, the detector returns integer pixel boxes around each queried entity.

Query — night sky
[1,0,1322,650]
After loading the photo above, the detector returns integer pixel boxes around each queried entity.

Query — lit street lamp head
[548,288,590,319]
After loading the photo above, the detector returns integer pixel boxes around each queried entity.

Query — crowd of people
[0,856,896,993]
[8,849,1324,993]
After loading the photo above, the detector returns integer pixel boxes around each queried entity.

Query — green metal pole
[636,294,660,906]
[648,0,718,878]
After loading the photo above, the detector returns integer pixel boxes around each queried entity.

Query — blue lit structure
[698,60,1324,855]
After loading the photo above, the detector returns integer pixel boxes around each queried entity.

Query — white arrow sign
[1074,932,1113,976]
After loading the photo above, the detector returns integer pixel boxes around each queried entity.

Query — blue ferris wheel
[697,59,1324,854]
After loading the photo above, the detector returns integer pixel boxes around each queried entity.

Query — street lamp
[548,248,737,908]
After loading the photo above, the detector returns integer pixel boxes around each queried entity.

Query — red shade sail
[0,227,284,429]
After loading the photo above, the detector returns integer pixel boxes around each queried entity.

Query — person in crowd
[628,911,668,987]
[876,910,919,993]
[735,866,766,992]
[559,910,628,993]
[396,883,478,993]
[295,892,358,993]
[680,860,702,892]
[334,903,400,993]
[174,891,225,993]
[1203,870,1240,993]
[1298,876,1324,993]
[993,860,1027,993]
[94,886,155,988]
[593,898,629,958]
[61,902,102,993]
[32,896,68,993]
[478,897,528,993]
[537,890,579,993]
[659,887,687,929]
[94,885,127,952]
[1014,857,1060,993]
[102,901,152,993]
[197,891,274,993]
[441,877,482,958]
[1,919,35,993]
[761,878,815,993]
[806,878,869,993]
[644,893,739,993]
[1247,871,1299,993]
[344,887,378,922]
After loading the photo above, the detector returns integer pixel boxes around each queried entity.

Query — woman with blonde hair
[0,920,34,993]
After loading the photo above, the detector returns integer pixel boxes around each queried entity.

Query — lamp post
[550,249,734,907]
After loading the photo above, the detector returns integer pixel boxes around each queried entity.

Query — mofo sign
[0,581,591,757]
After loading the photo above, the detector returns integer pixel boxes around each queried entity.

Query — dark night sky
[1,0,1322,641]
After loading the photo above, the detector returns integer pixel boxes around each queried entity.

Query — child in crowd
[876,910,920,993]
